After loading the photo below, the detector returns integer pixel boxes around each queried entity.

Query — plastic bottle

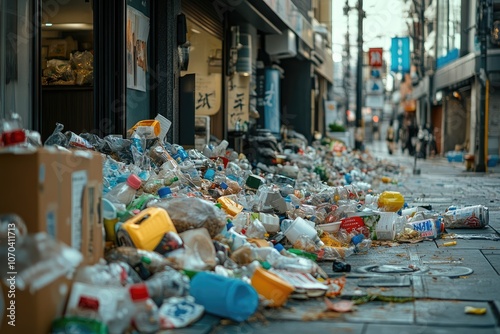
[274,243,295,257]
[144,268,190,306]
[0,112,25,148]
[67,295,102,320]
[105,174,142,206]
[377,191,405,212]
[129,283,160,333]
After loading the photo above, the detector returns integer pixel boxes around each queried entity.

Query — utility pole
[343,1,351,126]
[476,0,492,172]
[355,0,364,150]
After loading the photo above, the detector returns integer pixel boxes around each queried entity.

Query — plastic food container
[251,267,295,307]
[318,221,341,233]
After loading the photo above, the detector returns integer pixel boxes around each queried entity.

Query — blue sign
[390,37,410,73]
[264,68,280,135]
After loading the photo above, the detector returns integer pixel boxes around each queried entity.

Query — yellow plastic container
[377,191,405,212]
[251,267,295,307]
[128,120,161,137]
[217,196,244,216]
[122,207,177,251]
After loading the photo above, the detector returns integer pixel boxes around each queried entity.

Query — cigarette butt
[443,241,457,247]
[465,306,487,315]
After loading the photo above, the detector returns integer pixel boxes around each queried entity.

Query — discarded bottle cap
[126,174,142,190]
[158,187,172,198]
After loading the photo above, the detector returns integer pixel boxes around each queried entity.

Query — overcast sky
[332,0,409,65]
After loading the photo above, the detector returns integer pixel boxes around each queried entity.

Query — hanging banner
[227,75,250,131]
[264,68,281,135]
[390,37,410,73]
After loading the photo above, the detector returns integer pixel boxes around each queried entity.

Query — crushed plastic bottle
[144,267,190,306]
[129,283,160,333]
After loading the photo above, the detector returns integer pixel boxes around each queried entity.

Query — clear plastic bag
[44,123,68,147]
[152,197,226,238]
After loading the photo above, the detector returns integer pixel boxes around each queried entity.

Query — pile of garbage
[0,115,490,333]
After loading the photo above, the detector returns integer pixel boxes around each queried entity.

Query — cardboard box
[0,147,104,264]
[1,276,72,333]
[0,148,104,333]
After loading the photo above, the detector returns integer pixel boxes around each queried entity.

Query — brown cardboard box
[0,147,104,264]
[0,148,105,333]
[1,276,72,334]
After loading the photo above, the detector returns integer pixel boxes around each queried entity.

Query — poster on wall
[126,6,150,92]
[227,75,250,131]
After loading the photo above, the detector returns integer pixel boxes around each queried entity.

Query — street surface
[167,135,500,334]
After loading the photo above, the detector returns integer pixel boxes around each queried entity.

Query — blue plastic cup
[190,272,259,322]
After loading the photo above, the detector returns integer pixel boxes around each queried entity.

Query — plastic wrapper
[152,197,226,238]
[317,246,354,260]
[43,60,75,84]
[65,131,95,150]
[158,296,204,329]
[70,51,93,70]
[104,247,181,279]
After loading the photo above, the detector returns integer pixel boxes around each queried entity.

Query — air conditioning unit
[265,30,297,59]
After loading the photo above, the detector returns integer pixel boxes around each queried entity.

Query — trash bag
[152,197,226,238]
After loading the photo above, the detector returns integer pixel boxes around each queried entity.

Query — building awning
[229,0,282,35]
[410,76,429,100]
[434,50,500,92]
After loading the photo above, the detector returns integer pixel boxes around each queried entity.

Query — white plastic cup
[283,217,319,244]
[375,212,398,240]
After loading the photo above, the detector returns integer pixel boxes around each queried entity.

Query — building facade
[1,0,334,150]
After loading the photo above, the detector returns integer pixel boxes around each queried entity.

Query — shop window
[41,0,94,86]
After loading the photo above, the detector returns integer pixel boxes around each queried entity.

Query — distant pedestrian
[386,120,395,155]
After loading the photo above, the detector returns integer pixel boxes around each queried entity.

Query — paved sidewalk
[168,141,500,334]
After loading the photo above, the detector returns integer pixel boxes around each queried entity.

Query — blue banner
[390,37,410,73]
[264,68,280,135]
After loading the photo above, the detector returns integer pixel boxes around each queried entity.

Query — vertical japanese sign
[390,37,410,73]
[227,75,250,130]
[264,68,280,135]
[368,48,383,67]
[126,6,150,92]
[194,74,221,116]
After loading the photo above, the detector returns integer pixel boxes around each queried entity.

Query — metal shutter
[181,0,224,39]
